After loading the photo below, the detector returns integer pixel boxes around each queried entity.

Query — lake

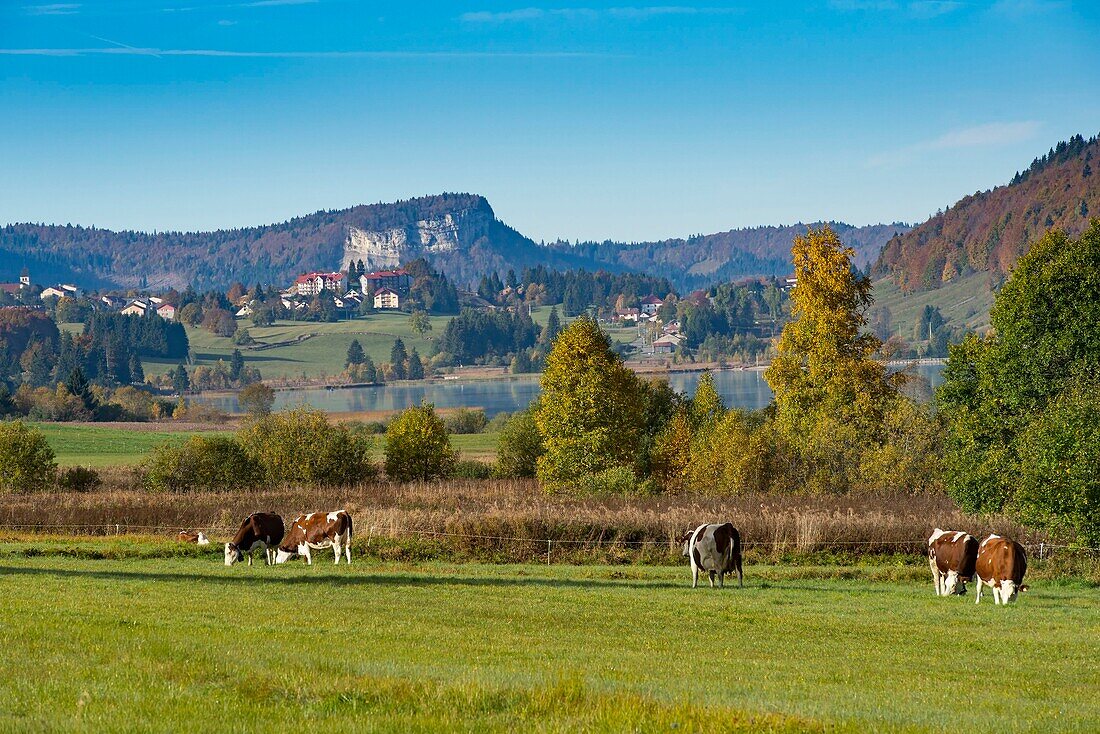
[196,363,944,417]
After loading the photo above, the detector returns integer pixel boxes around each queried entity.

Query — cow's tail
[344,511,353,542]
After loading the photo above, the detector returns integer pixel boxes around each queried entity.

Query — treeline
[478,265,674,317]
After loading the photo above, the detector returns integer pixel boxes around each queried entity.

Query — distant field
[873,272,994,338]
[1,552,1096,732]
[32,423,230,467]
[144,312,452,380]
[35,422,499,467]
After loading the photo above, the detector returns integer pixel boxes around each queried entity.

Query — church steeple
[19,267,30,287]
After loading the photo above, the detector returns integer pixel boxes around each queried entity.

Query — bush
[237,407,376,485]
[444,408,488,435]
[143,436,261,492]
[1014,386,1100,546]
[384,404,457,482]
[485,411,513,433]
[238,382,275,417]
[57,465,101,493]
[0,421,58,493]
[586,465,655,496]
[495,409,544,478]
[452,459,493,479]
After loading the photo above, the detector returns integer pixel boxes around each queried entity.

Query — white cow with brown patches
[680,522,743,588]
[975,534,1028,605]
[275,510,353,565]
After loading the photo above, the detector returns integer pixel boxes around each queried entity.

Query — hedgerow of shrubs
[141,407,376,492]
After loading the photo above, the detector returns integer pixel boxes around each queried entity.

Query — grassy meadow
[143,312,454,380]
[34,421,499,467]
[872,272,995,337]
[0,550,1096,732]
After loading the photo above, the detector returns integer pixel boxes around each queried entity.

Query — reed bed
[0,478,1053,565]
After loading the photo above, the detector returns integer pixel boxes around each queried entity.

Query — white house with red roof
[640,294,664,316]
[294,271,348,296]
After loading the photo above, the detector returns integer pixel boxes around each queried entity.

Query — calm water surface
[198,364,944,417]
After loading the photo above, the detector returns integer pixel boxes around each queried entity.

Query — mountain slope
[874,133,1100,292]
[2,193,904,292]
[560,221,907,290]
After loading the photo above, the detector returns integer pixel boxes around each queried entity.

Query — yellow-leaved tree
[764,226,898,492]
[535,317,645,491]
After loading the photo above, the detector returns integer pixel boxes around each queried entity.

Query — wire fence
[1,522,1096,563]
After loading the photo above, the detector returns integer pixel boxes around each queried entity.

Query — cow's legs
[332,541,341,565]
[708,570,715,588]
[991,584,1002,605]
[247,549,253,566]
[975,577,983,604]
[345,541,352,565]
[691,565,699,588]
[718,572,725,588]
[930,556,942,596]
[303,546,312,565]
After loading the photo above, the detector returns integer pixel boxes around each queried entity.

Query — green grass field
[32,423,231,467]
[35,422,499,467]
[144,312,453,380]
[1,552,1096,731]
[873,272,995,337]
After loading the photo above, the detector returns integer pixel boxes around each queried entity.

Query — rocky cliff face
[344,207,490,273]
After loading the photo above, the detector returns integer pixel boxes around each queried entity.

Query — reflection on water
[196,363,944,417]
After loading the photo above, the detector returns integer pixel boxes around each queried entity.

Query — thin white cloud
[829,0,963,15]
[989,0,1066,17]
[907,1,962,18]
[460,6,741,23]
[24,3,81,14]
[868,121,1042,167]
[243,0,317,6]
[0,46,618,59]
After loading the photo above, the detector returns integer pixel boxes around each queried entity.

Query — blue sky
[2,0,1097,242]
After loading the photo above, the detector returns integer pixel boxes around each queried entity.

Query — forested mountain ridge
[874,133,1100,292]
[2,192,904,292]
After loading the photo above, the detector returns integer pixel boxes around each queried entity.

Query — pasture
[33,422,500,467]
[0,548,1096,732]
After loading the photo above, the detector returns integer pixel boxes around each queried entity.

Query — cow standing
[927,528,978,596]
[275,510,353,565]
[975,534,1028,605]
[681,522,743,588]
[224,512,285,567]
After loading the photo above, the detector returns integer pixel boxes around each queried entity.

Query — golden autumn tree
[764,226,897,490]
[535,317,645,489]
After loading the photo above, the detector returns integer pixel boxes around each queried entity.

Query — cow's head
[274,546,297,564]
[942,571,968,596]
[224,542,242,566]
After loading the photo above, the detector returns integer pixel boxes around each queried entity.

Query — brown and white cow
[927,528,978,596]
[275,510,353,565]
[178,530,211,546]
[224,512,285,567]
[680,522,743,588]
[975,534,1028,605]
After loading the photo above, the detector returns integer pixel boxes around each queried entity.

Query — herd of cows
[181,514,1029,604]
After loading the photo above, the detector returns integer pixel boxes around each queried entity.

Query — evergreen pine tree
[390,338,408,380]
[408,348,424,380]
[128,354,145,384]
[66,367,98,413]
[345,339,365,367]
[230,349,244,381]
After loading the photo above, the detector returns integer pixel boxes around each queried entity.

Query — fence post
[1039,542,1045,560]
[547,539,551,566]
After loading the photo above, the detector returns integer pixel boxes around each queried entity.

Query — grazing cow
[178,530,211,546]
[224,512,285,567]
[275,510,353,565]
[927,528,978,596]
[975,534,1028,605]
[680,522,743,588]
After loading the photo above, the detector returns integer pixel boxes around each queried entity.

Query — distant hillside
[559,222,908,290]
[875,133,1100,292]
[2,193,903,292]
